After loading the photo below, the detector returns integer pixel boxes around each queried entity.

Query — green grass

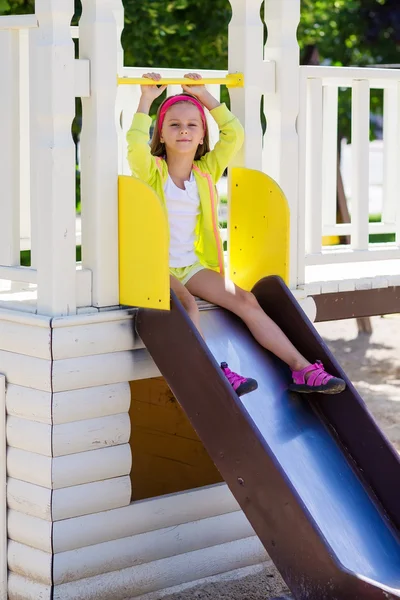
[20,246,82,267]
[368,213,395,244]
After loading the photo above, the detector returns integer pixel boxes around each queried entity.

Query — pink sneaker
[289,360,346,395]
[220,362,258,397]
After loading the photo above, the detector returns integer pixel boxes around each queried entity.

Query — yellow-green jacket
[126,103,244,274]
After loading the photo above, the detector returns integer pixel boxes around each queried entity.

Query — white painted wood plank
[52,476,131,521]
[79,1,119,307]
[322,85,338,227]
[53,483,240,552]
[74,58,90,98]
[19,28,31,241]
[305,78,323,254]
[52,317,134,359]
[53,382,130,424]
[8,572,51,600]
[54,511,255,584]
[53,413,130,456]
[0,15,38,29]
[7,448,52,488]
[320,281,339,295]
[52,349,160,392]
[0,307,50,327]
[53,536,266,600]
[6,385,52,424]
[306,258,400,287]
[33,0,77,315]
[7,478,52,520]
[263,0,300,288]
[0,376,6,597]
[0,320,51,359]
[0,350,51,391]
[8,541,52,585]
[355,279,373,291]
[7,444,131,490]
[0,29,20,266]
[52,444,131,489]
[338,280,357,293]
[7,416,51,456]
[51,307,132,327]
[8,509,52,552]
[382,87,399,223]
[351,80,370,250]
[301,65,400,88]
[305,246,400,266]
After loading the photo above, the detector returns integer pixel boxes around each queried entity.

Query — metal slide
[136,276,400,600]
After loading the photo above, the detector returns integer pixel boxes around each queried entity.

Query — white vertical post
[0,29,20,266]
[205,84,221,150]
[305,78,323,255]
[117,85,140,175]
[31,0,77,315]
[351,80,370,251]
[80,0,120,308]
[382,86,399,224]
[322,85,338,228]
[0,375,6,599]
[263,0,301,288]
[228,0,264,170]
[19,29,31,244]
[110,0,124,75]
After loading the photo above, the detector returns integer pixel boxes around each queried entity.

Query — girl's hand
[182,73,206,98]
[182,73,220,111]
[140,73,167,101]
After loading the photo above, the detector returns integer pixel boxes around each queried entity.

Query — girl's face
[161,103,205,156]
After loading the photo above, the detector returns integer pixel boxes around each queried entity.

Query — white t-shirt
[164,172,200,268]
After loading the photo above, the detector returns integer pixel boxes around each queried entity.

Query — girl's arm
[182,74,244,183]
[126,74,167,183]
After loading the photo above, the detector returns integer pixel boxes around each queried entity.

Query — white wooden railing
[2,1,400,315]
[298,66,400,282]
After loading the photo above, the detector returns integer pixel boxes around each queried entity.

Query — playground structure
[0,0,400,599]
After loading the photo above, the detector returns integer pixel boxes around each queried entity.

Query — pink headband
[158,95,207,133]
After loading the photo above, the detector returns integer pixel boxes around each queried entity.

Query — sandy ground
[151,315,400,600]
[316,315,400,452]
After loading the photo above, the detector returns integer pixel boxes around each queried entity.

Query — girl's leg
[171,273,257,396]
[170,274,203,337]
[186,269,310,371]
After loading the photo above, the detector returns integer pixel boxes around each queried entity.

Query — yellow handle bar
[117,73,244,88]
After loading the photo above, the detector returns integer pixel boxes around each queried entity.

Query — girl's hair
[150,94,210,160]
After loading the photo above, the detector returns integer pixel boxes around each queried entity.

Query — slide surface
[136,276,400,600]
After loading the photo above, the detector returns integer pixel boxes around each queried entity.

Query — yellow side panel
[229,167,290,291]
[118,176,170,310]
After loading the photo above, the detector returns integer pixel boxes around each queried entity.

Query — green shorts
[169,262,206,286]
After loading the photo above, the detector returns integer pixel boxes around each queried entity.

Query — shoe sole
[236,379,258,397]
[288,377,346,395]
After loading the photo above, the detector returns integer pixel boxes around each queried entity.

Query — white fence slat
[305,78,323,254]
[397,83,400,246]
[296,70,308,287]
[351,80,370,251]
[205,84,221,150]
[116,85,141,176]
[322,85,338,227]
[382,88,398,223]
[0,29,20,266]
[0,14,37,30]
[19,28,31,243]
[0,376,7,598]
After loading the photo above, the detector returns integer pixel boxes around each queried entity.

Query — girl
[127,72,346,398]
